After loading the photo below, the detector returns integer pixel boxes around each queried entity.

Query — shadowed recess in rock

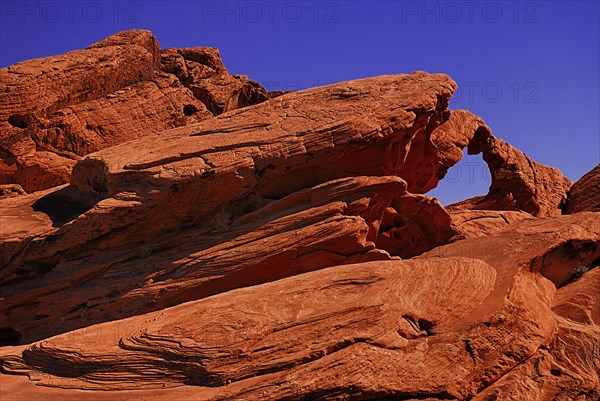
[31,186,98,227]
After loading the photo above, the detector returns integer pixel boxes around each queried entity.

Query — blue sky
[1,0,598,204]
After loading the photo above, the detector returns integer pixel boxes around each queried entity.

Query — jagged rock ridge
[0,30,269,193]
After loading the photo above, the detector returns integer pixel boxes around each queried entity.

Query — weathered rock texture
[0,184,25,199]
[567,164,600,214]
[0,70,461,343]
[2,213,599,400]
[448,209,534,239]
[0,30,269,193]
[161,46,269,114]
[0,31,597,401]
[0,175,459,344]
[433,110,572,217]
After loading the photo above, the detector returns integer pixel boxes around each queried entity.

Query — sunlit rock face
[1,30,597,401]
[0,30,268,193]
[566,164,600,214]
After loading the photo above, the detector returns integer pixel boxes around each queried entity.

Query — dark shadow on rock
[32,186,99,227]
[0,327,22,346]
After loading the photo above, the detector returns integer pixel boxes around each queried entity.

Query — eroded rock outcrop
[0,175,456,343]
[431,109,572,217]
[474,266,600,401]
[1,213,598,400]
[0,73,460,299]
[466,131,572,217]
[0,30,269,193]
[0,30,160,124]
[49,72,455,267]
[0,70,476,345]
[0,31,596,401]
[0,184,26,199]
[567,164,600,214]
[431,109,490,174]
[160,46,270,115]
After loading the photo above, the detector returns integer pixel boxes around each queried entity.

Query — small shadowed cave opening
[7,114,30,129]
[32,186,99,227]
[427,150,491,206]
[183,104,199,116]
[0,327,22,346]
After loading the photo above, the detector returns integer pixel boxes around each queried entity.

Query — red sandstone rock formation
[447,209,534,239]
[0,184,25,199]
[432,109,572,217]
[1,213,598,400]
[0,30,269,193]
[0,31,597,401]
[0,175,458,344]
[0,71,460,343]
[160,46,270,115]
[567,164,600,213]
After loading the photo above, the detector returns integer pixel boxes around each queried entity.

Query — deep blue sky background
[1,0,598,204]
